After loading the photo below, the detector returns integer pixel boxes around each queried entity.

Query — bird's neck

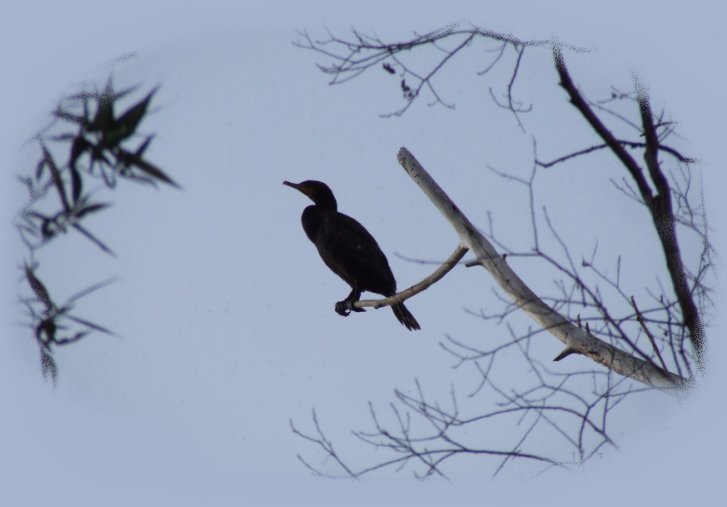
[313,198,336,210]
[301,205,328,242]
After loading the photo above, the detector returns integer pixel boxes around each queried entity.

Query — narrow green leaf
[35,157,45,180]
[116,147,179,187]
[71,223,115,256]
[40,348,58,384]
[66,315,114,336]
[134,158,179,187]
[69,134,90,170]
[112,86,158,143]
[69,166,83,203]
[53,107,89,126]
[55,330,90,346]
[135,135,154,157]
[66,278,115,304]
[25,264,52,308]
[91,78,115,133]
[106,83,140,103]
[99,164,117,188]
[75,202,110,219]
[41,143,70,212]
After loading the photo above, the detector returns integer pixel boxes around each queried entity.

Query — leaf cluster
[16,76,176,382]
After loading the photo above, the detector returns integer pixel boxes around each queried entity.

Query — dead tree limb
[396,147,686,389]
[354,245,468,310]
[553,47,704,365]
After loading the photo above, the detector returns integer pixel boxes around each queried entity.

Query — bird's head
[283,180,338,210]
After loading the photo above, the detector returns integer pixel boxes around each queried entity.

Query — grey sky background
[2,1,725,505]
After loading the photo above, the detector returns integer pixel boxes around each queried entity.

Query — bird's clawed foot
[335,288,365,317]
[335,298,366,317]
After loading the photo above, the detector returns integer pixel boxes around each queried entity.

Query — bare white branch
[353,245,468,310]
[396,147,686,389]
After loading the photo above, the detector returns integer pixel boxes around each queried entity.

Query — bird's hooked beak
[283,180,310,198]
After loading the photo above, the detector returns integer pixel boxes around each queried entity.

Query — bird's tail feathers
[392,302,420,331]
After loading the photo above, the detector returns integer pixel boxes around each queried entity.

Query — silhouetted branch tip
[553,348,578,362]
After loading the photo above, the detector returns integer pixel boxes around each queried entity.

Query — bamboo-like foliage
[17,76,177,383]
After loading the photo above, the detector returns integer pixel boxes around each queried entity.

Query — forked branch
[353,245,468,310]
[396,147,686,389]
[553,47,704,365]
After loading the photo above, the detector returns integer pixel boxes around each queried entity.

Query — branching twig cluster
[294,24,579,118]
[551,46,709,367]
[292,25,713,479]
[291,375,572,480]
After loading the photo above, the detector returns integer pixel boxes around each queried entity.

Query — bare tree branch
[397,146,685,388]
[354,245,468,310]
[295,24,586,118]
[293,25,711,479]
[554,46,704,365]
[536,140,695,169]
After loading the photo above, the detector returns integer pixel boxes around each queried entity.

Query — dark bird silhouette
[283,180,420,331]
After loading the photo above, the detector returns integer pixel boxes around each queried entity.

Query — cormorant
[283,180,420,331]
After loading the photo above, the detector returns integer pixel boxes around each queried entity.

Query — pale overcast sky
[2,1,725,506]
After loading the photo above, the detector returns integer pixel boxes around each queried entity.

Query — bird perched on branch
[283,179,420,331]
